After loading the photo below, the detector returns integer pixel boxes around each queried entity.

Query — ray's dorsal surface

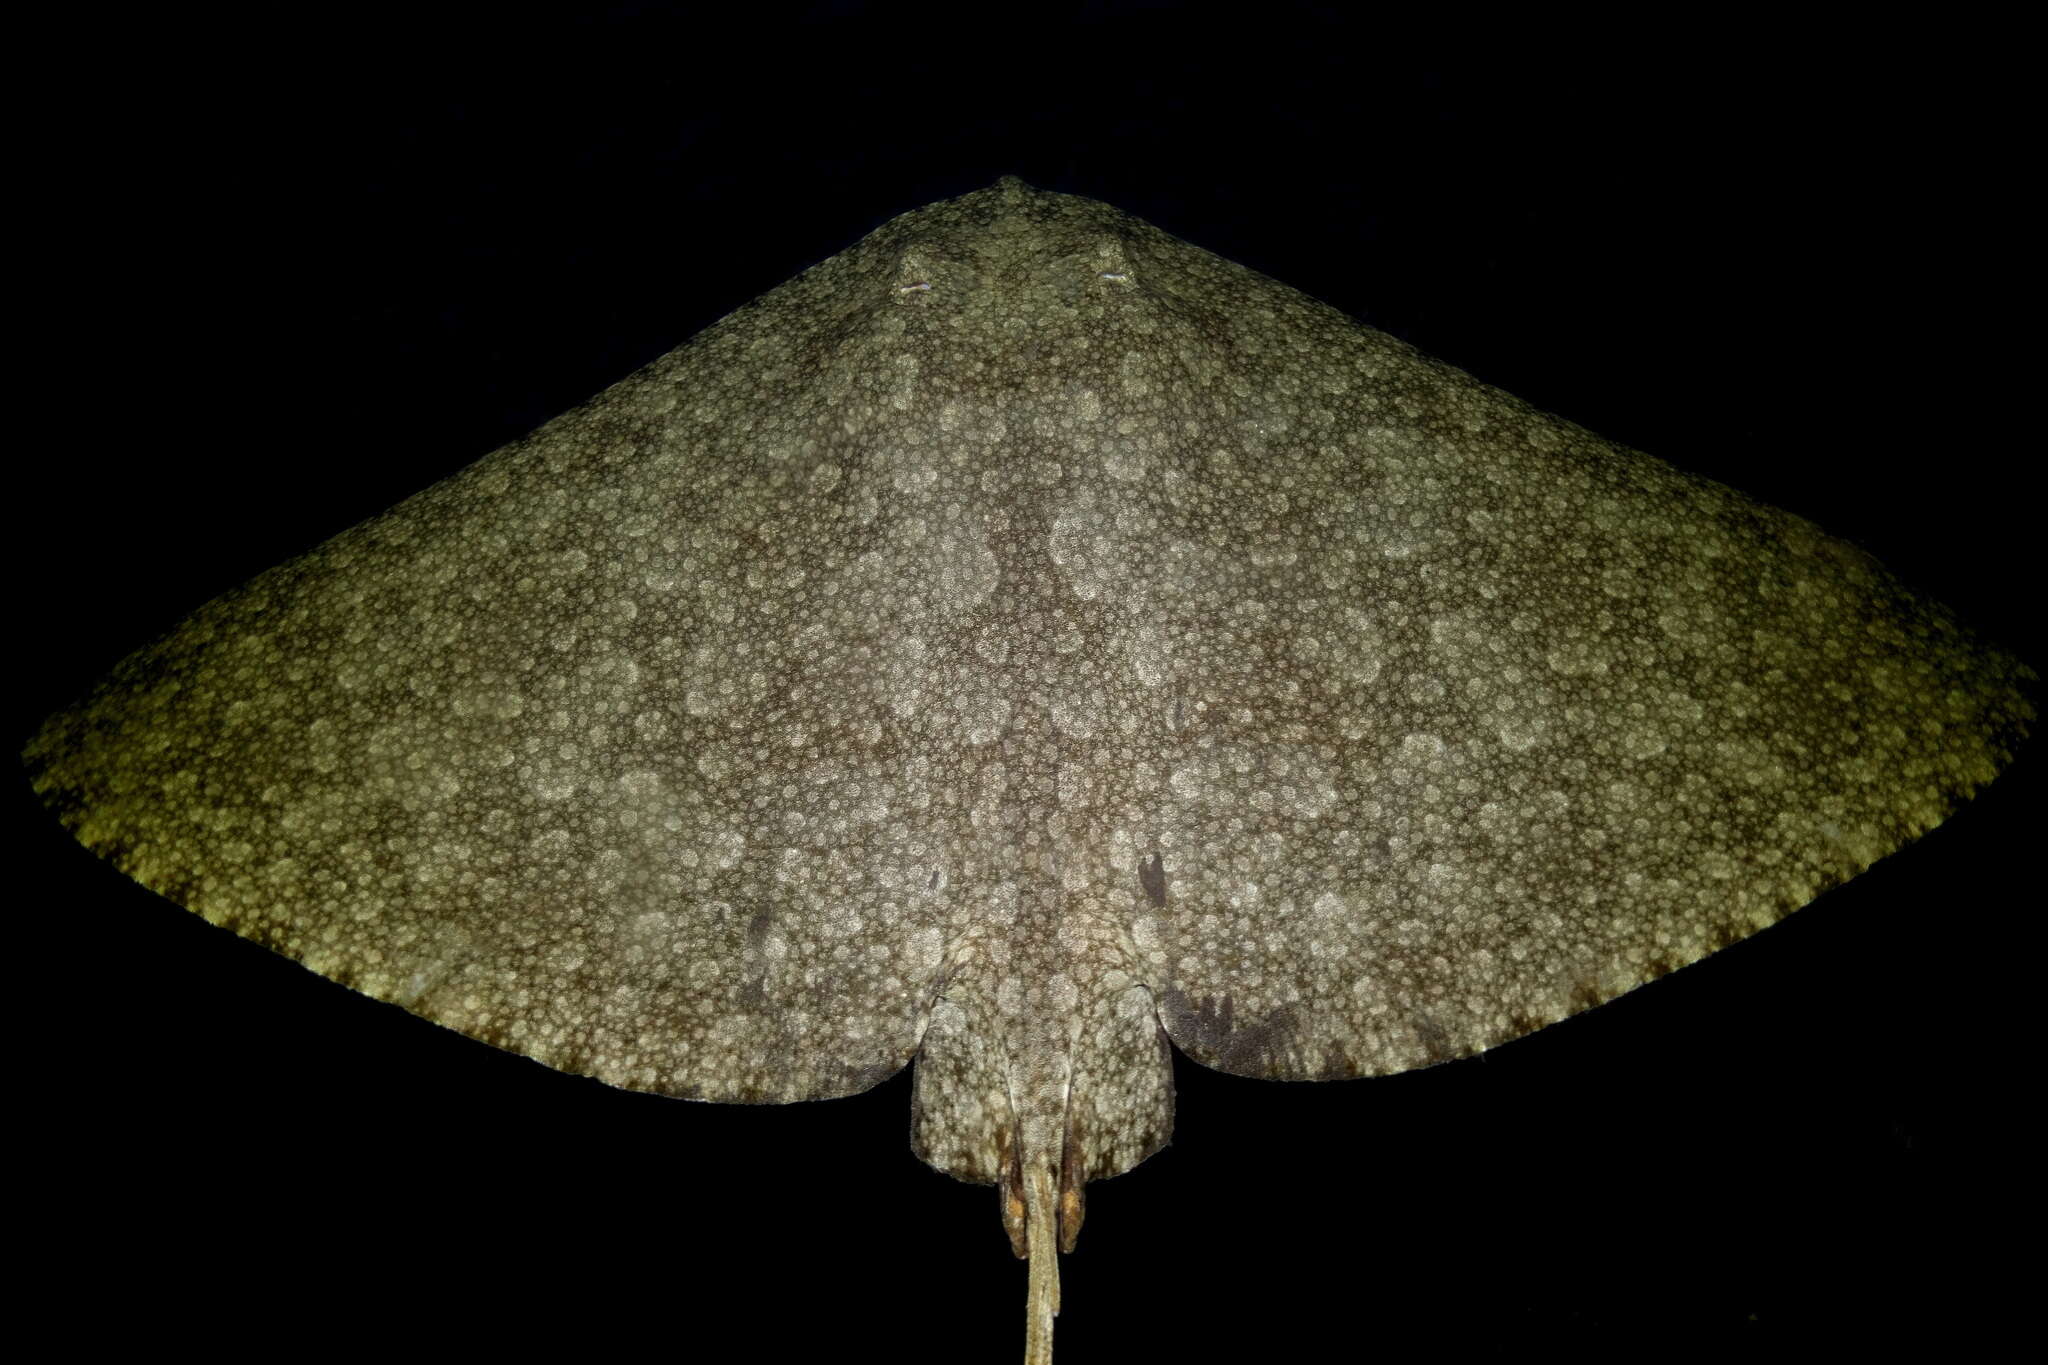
[24,180,2033,1362]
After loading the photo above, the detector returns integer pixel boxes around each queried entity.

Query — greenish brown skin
[24,180,2035,1363]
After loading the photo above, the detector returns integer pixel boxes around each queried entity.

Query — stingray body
[25,180,2032,1361]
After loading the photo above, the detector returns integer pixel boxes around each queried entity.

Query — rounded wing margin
[1103,306,2034,1081]
[22,215,992,1104]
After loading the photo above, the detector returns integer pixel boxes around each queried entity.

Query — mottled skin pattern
[23,180,2034,1362]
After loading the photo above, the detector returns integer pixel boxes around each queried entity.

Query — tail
[1023,1161,1060,1365]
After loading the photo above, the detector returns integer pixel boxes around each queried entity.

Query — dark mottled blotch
[1139,851,1168,908]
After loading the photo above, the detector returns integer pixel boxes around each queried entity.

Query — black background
[17,6,2036,1359]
